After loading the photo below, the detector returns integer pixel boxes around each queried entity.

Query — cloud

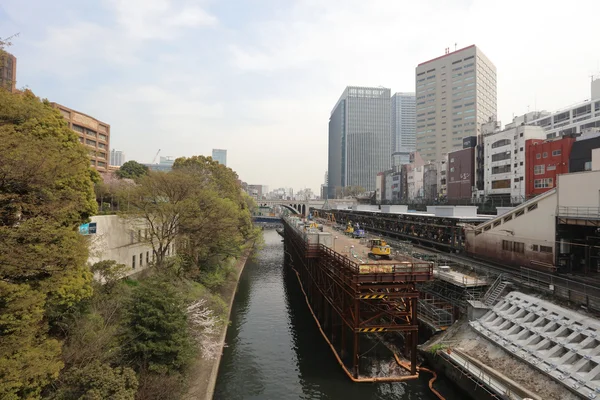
[107,0,218,40]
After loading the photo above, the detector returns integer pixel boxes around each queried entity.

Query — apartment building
[415,45,497,163]
[52,103,110,172]
[110,149,125,167]
[484,124,546,201]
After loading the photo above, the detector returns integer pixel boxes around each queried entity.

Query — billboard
[79,222,97,235]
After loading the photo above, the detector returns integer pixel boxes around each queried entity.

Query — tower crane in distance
[152,149,161,164]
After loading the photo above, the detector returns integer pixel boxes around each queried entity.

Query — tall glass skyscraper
[212,149,227,166]
[328,86,391,197]
[391,92,416,153]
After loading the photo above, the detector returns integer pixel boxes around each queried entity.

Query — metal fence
[557,206,600,219]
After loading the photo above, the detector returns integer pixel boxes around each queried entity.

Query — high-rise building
[212,149,227,166]
[415,45,497,163]
[51,103,111,172]
[110,149,125,167]
[0,51,17,93]
[328,86,391,197]
[391,92,416,153]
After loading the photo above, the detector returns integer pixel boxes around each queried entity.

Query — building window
[450,167,455,172]
[140,253,143,267]
[492,179,511,189]
[450,158,454,163]
[132,255,136,269]
[138,230,141,242]
[502,240,512,251]
[146,251,150,265]
[98,143,106,149]
[539,245,552,253]
[72,124,84,133]
[534,165,545,175]
[492,152,511,162]
[536,153,541,159]
[491,165,511,174]
[534,178,553,189]
[543,152,548,158]
[547,165,556,171]
[86,129,96,137]
[98,134,107,141]
[97,161,107,168]
[552,149,561,156]
[130,231,134,244]
[492,139,511,149]
[532,244,539,251]
[85,139,97,147]
[585,161,592,171]
[520,147,524,152]
[513,242,525,254]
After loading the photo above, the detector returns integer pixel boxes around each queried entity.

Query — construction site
[280,203,600,399]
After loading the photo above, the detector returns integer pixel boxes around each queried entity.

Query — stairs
[483,275,510,307]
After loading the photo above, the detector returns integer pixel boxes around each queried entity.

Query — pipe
[394,353,446,400]
[291,265,419,383]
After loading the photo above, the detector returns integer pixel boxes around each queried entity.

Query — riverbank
[183,247,253,400]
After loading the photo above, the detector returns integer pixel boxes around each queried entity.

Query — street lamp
[334,236,338,251]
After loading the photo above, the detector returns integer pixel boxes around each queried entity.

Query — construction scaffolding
[283,217,433,379]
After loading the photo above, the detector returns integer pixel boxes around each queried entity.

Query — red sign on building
[525,137,575,198]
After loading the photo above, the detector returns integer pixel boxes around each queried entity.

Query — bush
[49,361,138,400]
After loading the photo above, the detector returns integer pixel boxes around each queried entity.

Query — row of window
[533,178,553,189]
[535,149,561,159]
[502,240,525,254]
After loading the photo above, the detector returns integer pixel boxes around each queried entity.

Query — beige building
[415,45,497,163]
[0,51,17,92]
[52,103,110,172]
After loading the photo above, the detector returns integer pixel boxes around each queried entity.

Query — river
[214,229,465,400]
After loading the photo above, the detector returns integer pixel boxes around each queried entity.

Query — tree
[119,171,197,267]
[49,361,138,400]
[116,160,148,180]
[0,88,97,398]
[121,279,193,374]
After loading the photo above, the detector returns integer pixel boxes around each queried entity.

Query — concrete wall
[466,191,557,268]
[557,170,600,209]
[89,215,168,278]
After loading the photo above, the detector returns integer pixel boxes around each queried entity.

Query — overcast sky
[2,0,599,194]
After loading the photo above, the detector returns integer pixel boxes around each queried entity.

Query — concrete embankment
[421,318,580,400]
[183,247,253,400]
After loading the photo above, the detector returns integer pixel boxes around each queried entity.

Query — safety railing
[557,206,600,219]
[418,299,453,330]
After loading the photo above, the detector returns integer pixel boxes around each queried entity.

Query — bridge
[257,199,356,216]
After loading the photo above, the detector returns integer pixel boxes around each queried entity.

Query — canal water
[214,230,465,400]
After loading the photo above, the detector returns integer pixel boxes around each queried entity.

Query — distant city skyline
[4,0,600,193]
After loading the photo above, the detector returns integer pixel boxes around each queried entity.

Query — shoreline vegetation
[0,81,262,400]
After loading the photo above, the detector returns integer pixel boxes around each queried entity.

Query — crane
[151,149,161,164]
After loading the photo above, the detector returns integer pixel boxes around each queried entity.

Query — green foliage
[0,88,97,398]
[429,343,447,355]
[90,260,129,288]
[0,282,63,400]
[49,361,138,400]
[121,279,194,374]
[115,160,149,180]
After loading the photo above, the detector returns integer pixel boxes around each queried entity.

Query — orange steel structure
[283,218,433,378]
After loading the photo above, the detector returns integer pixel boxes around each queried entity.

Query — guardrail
[557,206,600,219]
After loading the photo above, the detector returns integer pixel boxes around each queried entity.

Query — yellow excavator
[344,221,354,236]
[368,238,392,260]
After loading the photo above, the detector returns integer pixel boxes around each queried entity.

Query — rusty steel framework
[283,219,433,378]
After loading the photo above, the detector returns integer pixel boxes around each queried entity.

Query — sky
[2,0,600,194]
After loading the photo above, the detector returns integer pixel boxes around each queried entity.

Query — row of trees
[0,68,259,398]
